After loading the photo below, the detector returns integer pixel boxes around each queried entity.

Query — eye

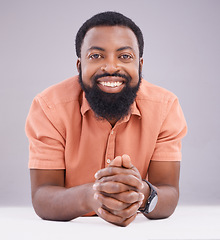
[119,54,133,61]
[89,53,102,59]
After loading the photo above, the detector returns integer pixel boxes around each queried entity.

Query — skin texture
[30,157,180,226]
[77,26,143,90]
[93,155,145,226]
[30,26,180,226]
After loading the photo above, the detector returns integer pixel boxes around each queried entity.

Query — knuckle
[127,192,137,203]
[119,211,127,219]
[99,176,108,183]
[127,174,137,184]
[112,183,121,192]
[130,176,143,189]
[117,208,131,219]
[124,205,138,218]
[107,167,114,175]
[124,209,132,218]
[115,216,126,225]
[128,191,134,198]
[114,201,124,210]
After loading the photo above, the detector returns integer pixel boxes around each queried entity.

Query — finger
[110,191,145,204]
[118,213,137,227]
[97,207,123,225]
[121,155,141,176]
[100,203,139,226]
[108,156,122,167]
[114,201,142,220]
[94,192,130,211]
[121,154,133,169]
[97,174,144,190]
[98,206,138,227]
[95,167,140,180]
[93,181,136,193]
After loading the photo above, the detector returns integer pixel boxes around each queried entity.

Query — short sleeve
[151,98,187,161]
[25,96,66,169]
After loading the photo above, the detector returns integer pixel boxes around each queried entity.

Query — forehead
[81,26,139,53]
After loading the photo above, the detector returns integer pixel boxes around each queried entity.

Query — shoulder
[137,79,177,104]
[36,76,82,108]
[27,76,82,138]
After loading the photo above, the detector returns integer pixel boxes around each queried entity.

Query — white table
[0,205,219,240]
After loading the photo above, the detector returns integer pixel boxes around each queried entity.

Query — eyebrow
[87,46,134,52]
[87,46,105,51]
[116,46,133,52]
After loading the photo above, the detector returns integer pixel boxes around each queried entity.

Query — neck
[108,118,118,127]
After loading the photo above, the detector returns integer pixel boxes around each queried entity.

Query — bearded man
[25,11,187,227]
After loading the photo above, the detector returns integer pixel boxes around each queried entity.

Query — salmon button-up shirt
[26,76,187,189]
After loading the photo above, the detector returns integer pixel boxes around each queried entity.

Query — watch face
[149,194,158,213]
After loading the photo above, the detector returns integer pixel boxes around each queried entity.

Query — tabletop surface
[0,205,219,240]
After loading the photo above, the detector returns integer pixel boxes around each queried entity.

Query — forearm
[142,184,179,219]
[32,183,95,221]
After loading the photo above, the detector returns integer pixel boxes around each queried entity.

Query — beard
[78,67,142,122]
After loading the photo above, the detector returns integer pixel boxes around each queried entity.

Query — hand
[93,155,144,226]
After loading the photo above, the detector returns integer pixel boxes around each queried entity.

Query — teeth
[99,81,123,87]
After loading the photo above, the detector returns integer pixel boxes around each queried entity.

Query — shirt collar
[80,91,91,115]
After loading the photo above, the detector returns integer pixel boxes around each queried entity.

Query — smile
[99,81,123,87]
[95,75,126,93]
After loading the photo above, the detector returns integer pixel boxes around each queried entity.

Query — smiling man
[77,25,142,125]
[25,12,187,227]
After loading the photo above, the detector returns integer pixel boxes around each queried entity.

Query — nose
[101,56,119,74]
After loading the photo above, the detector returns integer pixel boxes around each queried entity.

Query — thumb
[122,154,133,169]
[108,156,122,167]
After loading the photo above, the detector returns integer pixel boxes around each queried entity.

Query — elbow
[31,193,71,221]
[144,186,179,220]
[145,205,177,220]
[32,202,73,222]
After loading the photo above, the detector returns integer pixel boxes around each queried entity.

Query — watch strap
[139,179,158,214]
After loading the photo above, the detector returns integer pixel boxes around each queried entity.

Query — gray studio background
[1,0,219,206]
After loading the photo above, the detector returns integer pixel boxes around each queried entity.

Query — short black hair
[75,11,144,58]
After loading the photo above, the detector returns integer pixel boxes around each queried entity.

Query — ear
[139,58,143,72]
[76,58,81,73]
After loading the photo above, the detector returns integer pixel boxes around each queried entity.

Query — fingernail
[93,183,99,190]
[98,208,102,214]
[94,193,98,200]
[140,193,145,201]
[94,170,100,179]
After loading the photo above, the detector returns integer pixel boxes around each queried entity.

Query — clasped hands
[92,154,145,227]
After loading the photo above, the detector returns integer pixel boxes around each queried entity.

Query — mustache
[93,72,131,83]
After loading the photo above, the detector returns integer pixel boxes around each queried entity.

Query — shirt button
[107,159,111,164]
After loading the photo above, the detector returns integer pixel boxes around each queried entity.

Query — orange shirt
[25,76,187,188]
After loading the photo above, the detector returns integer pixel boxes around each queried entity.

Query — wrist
[83,183,96,213]
[139,180,150,209]
[139,180,158,214]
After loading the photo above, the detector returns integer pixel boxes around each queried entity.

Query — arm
[143,160,180,219]
[30,169,100,221]
[30,160,143,224]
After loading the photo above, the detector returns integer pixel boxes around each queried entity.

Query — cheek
[129,67,140,87]
[80,65,95,87]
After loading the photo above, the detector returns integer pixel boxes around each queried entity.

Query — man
[25,11,187,227]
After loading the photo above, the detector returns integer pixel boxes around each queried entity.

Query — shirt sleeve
[151,97,187,161]
[25,95,66,169]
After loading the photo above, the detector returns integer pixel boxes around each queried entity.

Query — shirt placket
[105,128,116,167]
[104,115,131,167]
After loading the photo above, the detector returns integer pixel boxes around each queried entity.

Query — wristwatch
[139,180,158,214]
